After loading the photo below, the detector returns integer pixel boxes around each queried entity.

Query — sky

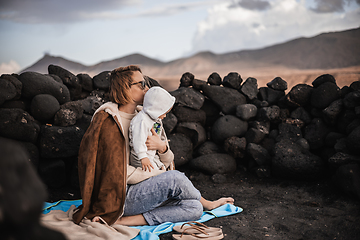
[0,0,359,75]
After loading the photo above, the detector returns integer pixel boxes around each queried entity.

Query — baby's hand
[141,157,154,172]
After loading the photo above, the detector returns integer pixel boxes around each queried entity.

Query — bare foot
[201,197,235,210]
[92,216,100,222]
[209,197,234,210]
[113,214,148,226]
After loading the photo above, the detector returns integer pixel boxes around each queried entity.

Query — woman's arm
[145,128,167,153]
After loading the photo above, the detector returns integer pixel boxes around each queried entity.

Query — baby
[129,86,175,172]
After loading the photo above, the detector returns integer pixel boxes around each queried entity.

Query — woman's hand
[146,128,167,153]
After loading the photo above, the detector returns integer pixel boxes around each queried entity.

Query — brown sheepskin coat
[72,110,127,225]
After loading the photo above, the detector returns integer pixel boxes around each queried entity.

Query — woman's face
[130,71,148,105]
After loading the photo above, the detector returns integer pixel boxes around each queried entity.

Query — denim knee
[187,200,203,221]
[170,170,201,200]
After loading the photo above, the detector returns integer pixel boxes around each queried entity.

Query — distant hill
[21,27,360,80]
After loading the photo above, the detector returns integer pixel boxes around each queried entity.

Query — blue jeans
[123,170,203,225]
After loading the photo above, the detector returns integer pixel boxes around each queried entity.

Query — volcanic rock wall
[0,65,359,199]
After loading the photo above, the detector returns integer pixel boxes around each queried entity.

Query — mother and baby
[72,65,234,230]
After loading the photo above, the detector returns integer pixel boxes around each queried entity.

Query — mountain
[221,27,360,69]
[21,54,89,74]
[21,27,360,80]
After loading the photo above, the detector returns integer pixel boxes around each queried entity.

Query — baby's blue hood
[143,86,175,120]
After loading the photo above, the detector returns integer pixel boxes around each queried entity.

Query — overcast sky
[0,0,359,74]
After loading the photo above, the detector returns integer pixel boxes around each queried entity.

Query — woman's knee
[188,200,203,220]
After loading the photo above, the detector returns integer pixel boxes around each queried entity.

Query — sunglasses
[131,80,147,90]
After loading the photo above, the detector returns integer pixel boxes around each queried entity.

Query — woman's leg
[122,170,203,225]
[115,170,235,226]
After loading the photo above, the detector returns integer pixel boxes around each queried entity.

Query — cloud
[0,60,21,75]
[0,0,221,23]
[229,0,271,11]
[311,0,359,13]
[0,0,135,23]
[188,0,360,56]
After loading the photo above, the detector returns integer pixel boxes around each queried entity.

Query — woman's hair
[109,65,142,105]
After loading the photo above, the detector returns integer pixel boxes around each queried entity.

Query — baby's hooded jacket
[129,86,176,162]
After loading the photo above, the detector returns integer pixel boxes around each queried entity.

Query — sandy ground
[159,168,360,240]
[47,167,360,240]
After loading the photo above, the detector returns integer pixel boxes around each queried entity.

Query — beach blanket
[42,200,243,240]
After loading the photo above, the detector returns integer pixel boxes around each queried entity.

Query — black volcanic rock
[176,122,206,149]
[337,109,357,134]
[60,100,84,120]
[247,143,271,166]
[48,65,82,100]
[249,120,270,135]
[93,71,111,90]
[195,141,222,157]
[267,77,288,91]
[179,72,194,87]
[311,82,341,109]
[312,74,336,88]
[259,87,285,105]
[343,90,360,109]
[172,105,206,125]
[189,153,237,175]
[39,124,86,158]
[38,159,67,188]
[286,84,313,107]
[325,132,346,147]
[328,152,360,168]
[0,108,40,142]
[322,99,343,126]
[0,100,27,110]
[202,84,246,114]
[192,79,207,91]
[171,87,205,110]
[240,77,259,100]
[223,72,242,90]
[77,73,93,92]
[224,136,246,159]
[80,95,104,115]
[207,72,222,85]
[258,105,280,122]
[350,81,360,91]
[1,74,22,99]
[0,137,55,240]
[162,112,178,134]
[53,109,77,127]
[48,64,79,87]
[346,126,360,155]
[245,128,266,144]
[18,72,70,104]
[0,77,19,105]
[236,103,257,121]
[168,133,193,166]
[211,115,248,144]
[201,98,221,126]
[304,118,329,149]
[47,74,63,83]
[276,122,302,143]
[272,139,324,179]
[30,94,60,122]
[290,107,312,125]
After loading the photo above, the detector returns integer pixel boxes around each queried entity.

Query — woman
[72,65,234,226]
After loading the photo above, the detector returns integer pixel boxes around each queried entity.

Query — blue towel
[43,200,243,240]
